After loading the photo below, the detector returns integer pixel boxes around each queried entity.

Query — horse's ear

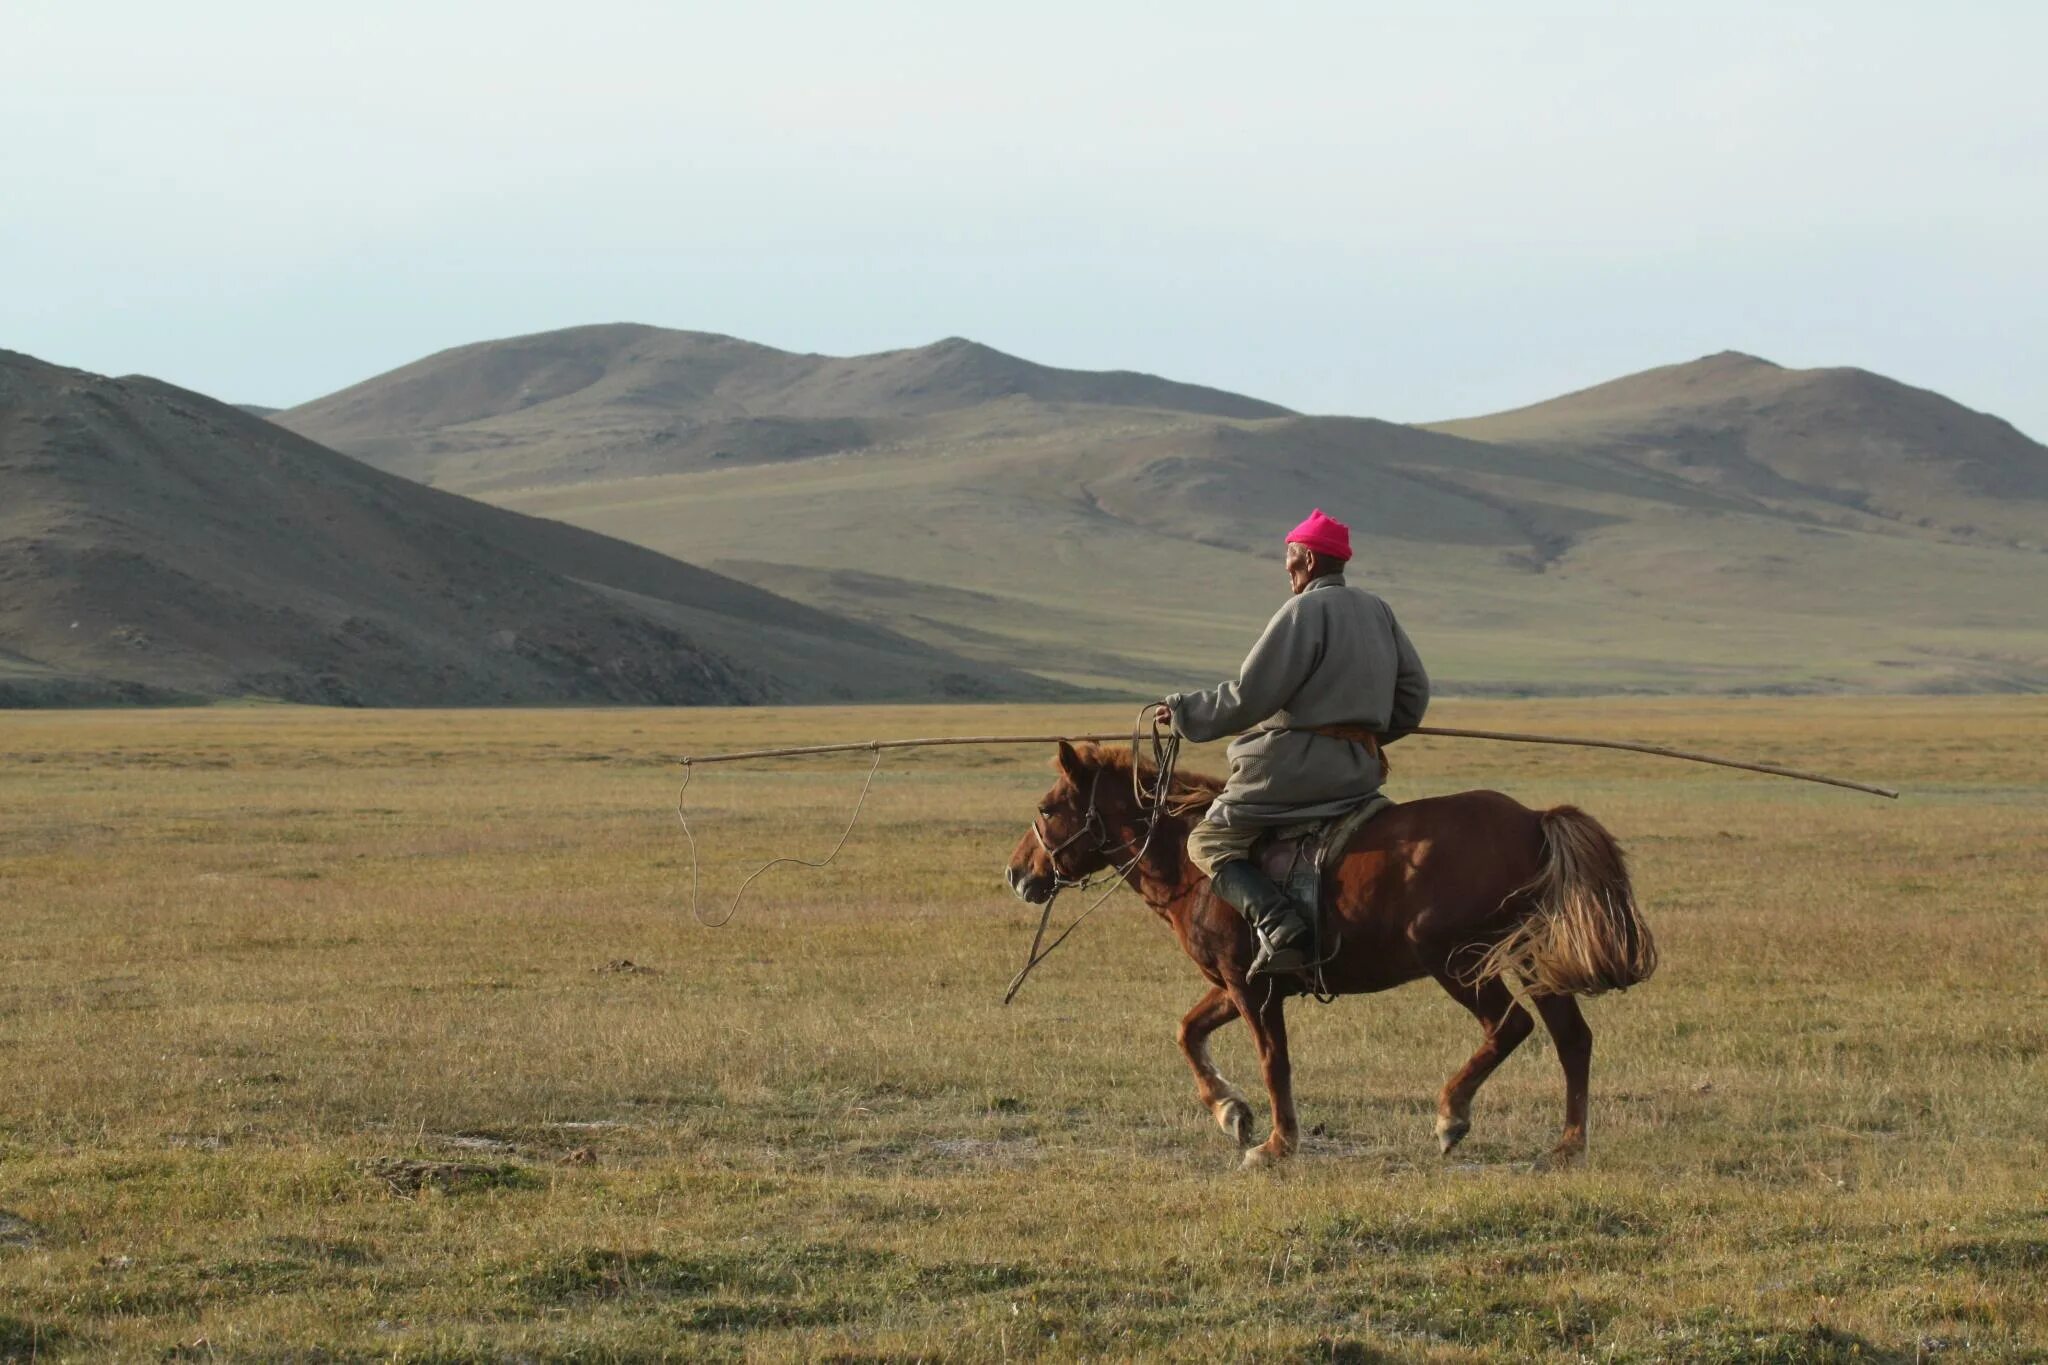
[1055,740,1086,781]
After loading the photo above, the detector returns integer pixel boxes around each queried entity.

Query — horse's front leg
[1178,985,1252,1146]
[1232,987,1297,1169]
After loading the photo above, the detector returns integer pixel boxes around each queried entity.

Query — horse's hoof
[1216,1098,1254,1148]
[1436,1117,1471,1155]
[1535,1141,1586,1171]
[1239,1141,1291,1171]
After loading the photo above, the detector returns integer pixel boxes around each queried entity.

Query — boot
[1209,859,1315,979]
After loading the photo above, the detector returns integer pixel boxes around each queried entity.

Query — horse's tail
[1469,805,1657,997]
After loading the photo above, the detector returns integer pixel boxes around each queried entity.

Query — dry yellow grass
[1,697,2044,1361]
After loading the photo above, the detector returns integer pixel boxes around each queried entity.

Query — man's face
[1285,542,1313,594]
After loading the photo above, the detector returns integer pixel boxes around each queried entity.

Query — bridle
[1030,771,1122,888]
[1004,713,1185,1003]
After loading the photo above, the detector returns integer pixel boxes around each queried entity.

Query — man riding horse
[1154,509,1430,980]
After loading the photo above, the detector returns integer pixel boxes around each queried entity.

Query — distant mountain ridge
[272,326,2040,696]
[0,348,1070,706]
[23,326,2046,701]
[1428,351,2048,544]
[277,324,1291,489]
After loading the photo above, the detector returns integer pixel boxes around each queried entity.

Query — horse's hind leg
[1431,973,1534,1155]
[1178,985,1252,1146]
[1531,993,1592,1166]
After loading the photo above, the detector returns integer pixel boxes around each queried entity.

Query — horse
[1004,741,1656,1169]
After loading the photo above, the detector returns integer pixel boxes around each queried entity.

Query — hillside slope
[0,349,1067,706]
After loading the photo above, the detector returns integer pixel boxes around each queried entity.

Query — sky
[5,1,2044,438]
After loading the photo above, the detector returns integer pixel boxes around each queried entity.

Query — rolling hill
[0,349,1069,706]
[1427,351,2048,545]
[270,332,2048,697]
[278,324,1290,492]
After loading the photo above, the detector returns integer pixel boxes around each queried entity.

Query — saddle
[1252,721,1396,917]
[1251,791,1395,919]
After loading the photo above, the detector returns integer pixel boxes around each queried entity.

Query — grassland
[1,697,2044,1361]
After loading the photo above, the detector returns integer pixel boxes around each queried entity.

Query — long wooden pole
[1405,726,1898,799]
[679,734,1134,763]
[677,726,1899,799]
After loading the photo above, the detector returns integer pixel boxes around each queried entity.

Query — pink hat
[1285,508,1352,561]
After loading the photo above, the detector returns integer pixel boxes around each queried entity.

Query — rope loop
[675,747,886,928]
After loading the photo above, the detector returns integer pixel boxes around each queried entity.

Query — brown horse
[1005,741,1656,1169]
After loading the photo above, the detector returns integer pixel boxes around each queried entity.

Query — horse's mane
[1065,741,1223,817]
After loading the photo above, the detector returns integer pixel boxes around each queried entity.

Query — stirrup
[1248,938,1313,979]
[1247,918,1315,979]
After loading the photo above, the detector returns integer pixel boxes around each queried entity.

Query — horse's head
[1005,741,1135,904]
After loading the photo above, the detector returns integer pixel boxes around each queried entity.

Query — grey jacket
[1164,574,1429,828]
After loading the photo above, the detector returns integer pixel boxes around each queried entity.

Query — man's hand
[1148,702,1176,731]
